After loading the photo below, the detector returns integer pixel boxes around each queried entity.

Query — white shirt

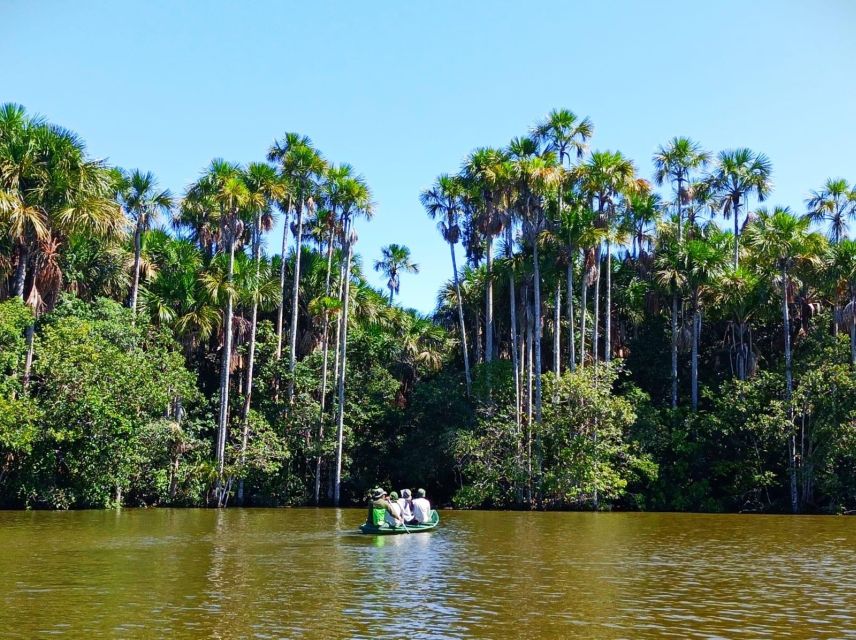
[411,497,431,523]
[397,498,413,520]
[384,500,403,527]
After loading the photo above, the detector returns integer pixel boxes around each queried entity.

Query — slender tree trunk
[287,197,305,403]
[315,229,336,504]
[782,265,798,514]
[580,265,588,368]
[237,219,262,505]
[333,223,354,506]
[12,241,28,300]
[525,285,533,504]
[508,226,521,433]
[22,324,35,390]
[671,291,678,408]
[216,223,237,505]
[850,305,856,369]
[275,196,292,360]
[733,198,741,269]
[509,270,521,432]
[593,247,601,364]
[451,243,472,397]
[129,221,143,313]
[605,240,612,363]
[553,279,561,381]
[485,235,493,363]
[532,236,543,425]
[475,310,483,365]
[691,294,699,411]
[567,257,576,372]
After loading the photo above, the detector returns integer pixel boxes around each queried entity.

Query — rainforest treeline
[1,104,855,513]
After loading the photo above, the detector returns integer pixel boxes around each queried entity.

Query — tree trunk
[671,291,678,408]
[580,265,588,368]
[333,223,354,506]
[524,285,533,504]
[475,310,482,365]
[237,218,263,505]
[733,198,741,269]
[605,240,612,363]
[13,241,28,300]
[451,243,472,397]
[592,247,601,364]
[275,195,292,360]
[532,237,543,425]
[129,221,143,314]
[508,226,521,433]
[315,229,337,505]
[216,223,237,505]
[691,295,699,411]
[22,323,35,390]
[782,265,798,513]
[567,258,576,372]
[287,197,305,403]
[485,235,493,363]
[553,278,561,380]
[850,309,856,369]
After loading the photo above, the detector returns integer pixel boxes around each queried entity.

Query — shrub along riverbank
[2,104,855,512]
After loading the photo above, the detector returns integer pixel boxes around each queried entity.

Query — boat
[359,509,440,535]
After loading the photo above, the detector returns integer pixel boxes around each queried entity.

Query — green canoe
[359,509,440,535]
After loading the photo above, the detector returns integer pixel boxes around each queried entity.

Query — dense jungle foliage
[2,103,855,512]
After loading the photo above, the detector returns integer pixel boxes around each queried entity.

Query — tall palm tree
[421,174,472,397]
[579,151,636,363]
[534,109,593,376]
[374,243,419,303]
[266,132,308,361]
[333,173,373,506]
[709,148,772,268]
[714,266,764,380]
[654,222,685,408]
[462,147,507,363]
[269,136,327,402]
[186,159,249,503]
[745,206,825,513]
[114,169,174,314]
[509,136,561,424]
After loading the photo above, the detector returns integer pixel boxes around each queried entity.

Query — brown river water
[1,509,854,639]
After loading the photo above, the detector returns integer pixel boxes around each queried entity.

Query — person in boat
[398,489,416,524]
[366,488,398,527]
[411,488,432,524]
[385,491,404,527]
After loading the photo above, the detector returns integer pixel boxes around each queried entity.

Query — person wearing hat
[385,491,404,527]
[366,488,400,527]
[411,488,432,524]
[397,489,415,524]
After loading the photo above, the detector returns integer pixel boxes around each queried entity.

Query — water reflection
[0,510,854,638]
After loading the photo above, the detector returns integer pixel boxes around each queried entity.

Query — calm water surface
[1,509,854,639]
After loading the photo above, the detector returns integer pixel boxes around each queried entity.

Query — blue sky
[3,0,855,313]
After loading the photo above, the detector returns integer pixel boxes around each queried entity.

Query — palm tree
[534,110,593,374]
[709,149,772,268]
[333,173,373,506]
[268,136,327,402]
[236,162,284,503]
[745,206,825,513]
[579,151,636,363]
[374,243,419,303]
[421,174,472,397]
[266,132,308,361]
[509,136,561,424]
[462,147,508,364]
[114,169,173,314]
[714,266,764,380]
[805,178,856,245]
[653,137,710,242]
[186,159,249,503]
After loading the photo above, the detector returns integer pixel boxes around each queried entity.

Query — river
[1,509,854,638]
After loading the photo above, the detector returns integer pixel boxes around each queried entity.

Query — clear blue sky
[3,1,855,313]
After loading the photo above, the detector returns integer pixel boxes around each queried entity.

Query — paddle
[400,519,410,534]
